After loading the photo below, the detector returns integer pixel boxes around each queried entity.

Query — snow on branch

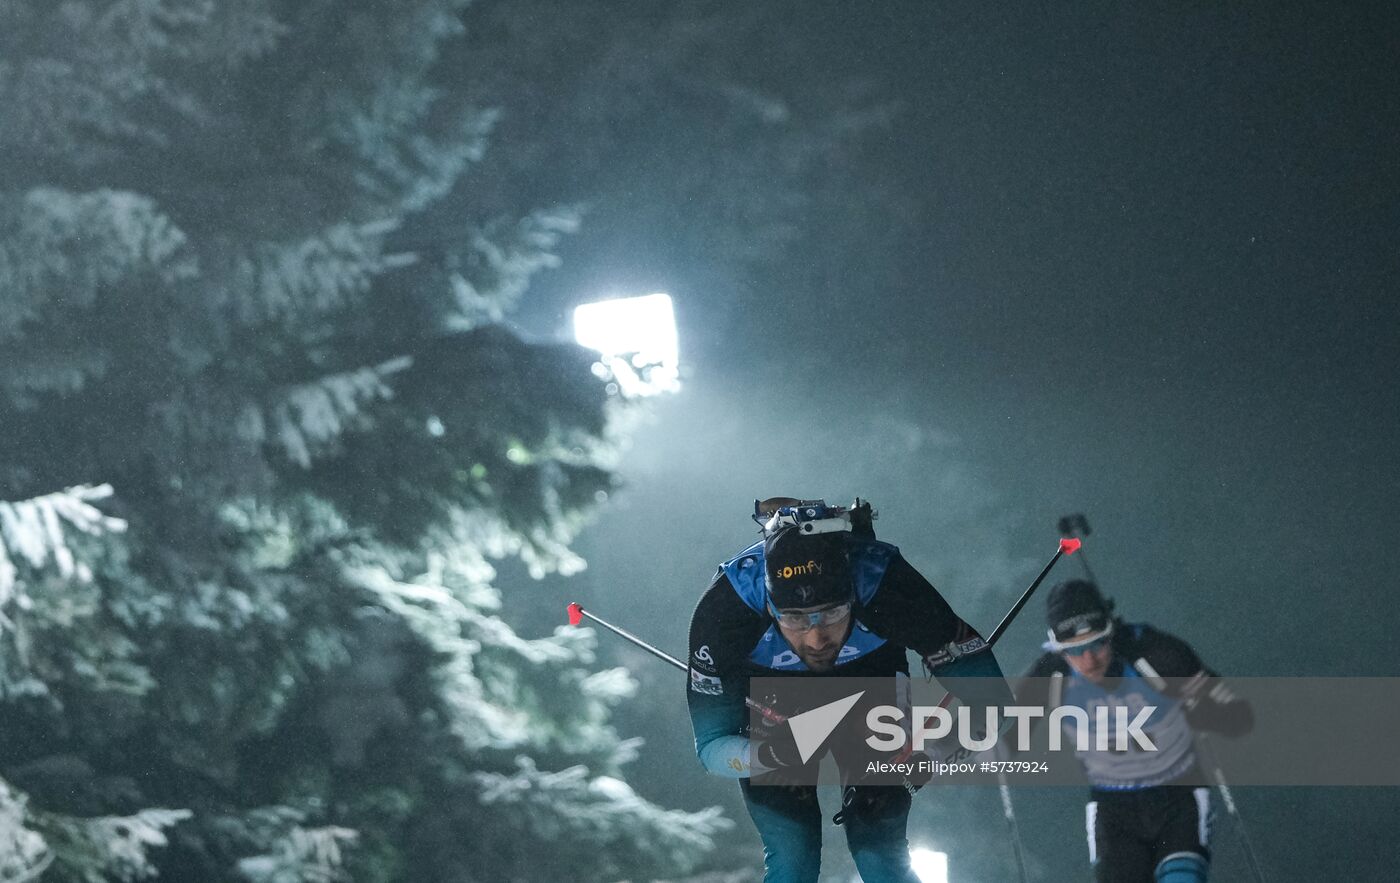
[236,824,358,883]
[38,807,191,883]
[0,484,128,610]
[0,188,193,343]
[447,207,581,328]
[0,777,50,882]
[256,357,412,468]
[470,757,730,879]
[220,222,399,327]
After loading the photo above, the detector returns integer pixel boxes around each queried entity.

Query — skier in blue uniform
[686,499,1014,883]
[1020,580,1253,883]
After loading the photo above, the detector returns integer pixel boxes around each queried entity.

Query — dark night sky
[499,3,1400,879]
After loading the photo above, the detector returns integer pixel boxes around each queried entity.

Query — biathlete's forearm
[697,734,754,778]
[690,691,756,778]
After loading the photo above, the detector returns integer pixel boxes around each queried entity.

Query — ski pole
[566,602,787,724]
[986,537,1081,647]
[1000,773,1031,882]
[1198,734,1268,883]
[568,602,687,671]
[963,537,1080,881]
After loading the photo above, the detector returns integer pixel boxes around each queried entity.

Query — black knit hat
[1044,579,1114,646]
[763,527,853,610]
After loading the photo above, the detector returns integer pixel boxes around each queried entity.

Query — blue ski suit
[686,534,1013,883]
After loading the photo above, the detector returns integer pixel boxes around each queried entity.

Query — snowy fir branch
[0,778,50,883]
[212,223,398,329]
[469,758,731,881]
[235,823,358,883]
[35,807,192,883]
[256,358,413,469]
[445,207,582,328]
[0,188,193,344]
[0,484,127,616]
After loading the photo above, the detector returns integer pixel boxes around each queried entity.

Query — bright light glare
[573,293,680,396]
[909,848,949,883]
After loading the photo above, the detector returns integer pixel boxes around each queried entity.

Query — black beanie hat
[1045,579,1113,643]
[763,527,853,610]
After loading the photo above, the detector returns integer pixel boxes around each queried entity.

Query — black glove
[836,784,907,823]
[754,725,804,771]
[833,753,933,825]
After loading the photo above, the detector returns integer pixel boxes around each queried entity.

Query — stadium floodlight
[909,848,949,883]
[572,293,680,397]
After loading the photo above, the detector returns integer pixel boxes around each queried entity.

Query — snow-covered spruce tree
[0,2,725,880]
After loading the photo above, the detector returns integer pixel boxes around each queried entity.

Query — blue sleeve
[686,572,769,778]
[690,693,753,778]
